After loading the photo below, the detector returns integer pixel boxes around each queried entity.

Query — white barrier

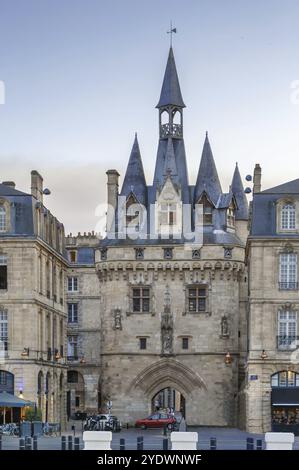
[265,432,294,450]
[171,431,198,450]
[83,431,112,450]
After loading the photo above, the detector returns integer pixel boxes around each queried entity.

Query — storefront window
[271,371,299,387]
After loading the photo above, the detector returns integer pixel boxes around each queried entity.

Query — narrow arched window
[281,203,296,230]
[0,206,6,232]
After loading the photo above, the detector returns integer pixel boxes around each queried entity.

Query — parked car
[135,413,176,430]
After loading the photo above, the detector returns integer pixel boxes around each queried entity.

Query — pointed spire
[163,138,178,177]
[121,134,147,206]
[156,47,185,108]
[231,163,249,220]
[194,134,222,206]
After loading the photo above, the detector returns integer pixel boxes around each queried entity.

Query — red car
[135,413,176,430]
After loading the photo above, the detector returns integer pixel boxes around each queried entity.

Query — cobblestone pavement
[1,426,299,450]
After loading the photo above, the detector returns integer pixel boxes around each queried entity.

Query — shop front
[271,371,299,436]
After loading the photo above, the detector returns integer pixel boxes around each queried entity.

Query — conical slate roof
[231,164,249,220]
[156,47,185,108]
[194,134,222,206]
[121,134,147,206]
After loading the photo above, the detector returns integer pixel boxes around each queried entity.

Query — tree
[24,406,42,422]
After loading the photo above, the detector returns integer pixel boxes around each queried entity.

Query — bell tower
[156,47,185,139]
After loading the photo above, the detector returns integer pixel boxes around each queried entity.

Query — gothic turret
[120,134,147,206]
[194,133,222,206]
[231,163,249,220]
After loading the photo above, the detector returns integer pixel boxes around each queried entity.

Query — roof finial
[167,21,177,47]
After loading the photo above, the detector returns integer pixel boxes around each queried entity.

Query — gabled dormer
[155,177,182,237]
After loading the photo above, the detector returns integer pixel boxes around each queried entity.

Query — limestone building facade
[245,171,299,434]
[0,171,67,426]
[65,233,101,419]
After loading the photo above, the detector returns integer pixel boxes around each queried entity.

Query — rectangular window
[67,335,78,359]
[281,204,296,230]
[0,310,8,352]
[279,253,298,289]
[68,303,78,323]
[139,338,147,350]
[182,338,189,350]
[160,203,177,226]
[132,287,150,313]
[75,396,80,407]
[278,310,297,350]
[188,287,206,312]
[0,255,7,290]
[68,277,78,292]
[0,371,7,385]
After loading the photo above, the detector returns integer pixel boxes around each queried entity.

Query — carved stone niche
[220,315,229,338]
[112,308,122,330]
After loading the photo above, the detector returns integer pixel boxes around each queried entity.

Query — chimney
[106,170,119,233]
[2,181,16,189]
[31,170,44,203]
[253,164,261,194]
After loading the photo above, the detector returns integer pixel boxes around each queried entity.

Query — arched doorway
[271,370,299,435]
[152,388,186,417]
[67,370,85,419]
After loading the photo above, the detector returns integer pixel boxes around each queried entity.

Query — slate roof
[156,47,186,108]
[231,164,249,220]
[261,178,299,194]
[0,183,29,197]
[193,134,222,206]
[120,134,147,206]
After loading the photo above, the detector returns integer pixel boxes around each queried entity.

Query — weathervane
[167,21,177,47]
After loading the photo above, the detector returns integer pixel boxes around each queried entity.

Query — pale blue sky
[1,0,299,233]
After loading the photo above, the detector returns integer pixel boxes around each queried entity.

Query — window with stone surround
[67,335,78,360]
[0,309,8,353]
[0,206,6,232]
[279,253,298,290]
[281,203,296,230]
[182,337,189,350]
[68,303,78,323]
[67,370,78,383]
[0,255,7,290]
[277,310,297,350]
[69,250,77,263]
[68,276,78,292]
[132,287,150,313]
[187,286,207,313]
[139,338,147,350]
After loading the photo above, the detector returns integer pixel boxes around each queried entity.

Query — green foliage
[24,406,42,422]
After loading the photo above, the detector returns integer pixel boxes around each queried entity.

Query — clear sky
[1,0,299,233]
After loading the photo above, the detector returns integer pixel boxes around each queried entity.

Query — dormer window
[281,203,296,230]
[126,193,141,232]
[160,203,177,226]
[0,206,6,232]
[198,195,213,225]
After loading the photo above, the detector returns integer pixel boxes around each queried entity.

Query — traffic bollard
[256,439,263,450]
[74,437,80,450]
[25,436,32,450]
[68,435,73,450]
[246,437,254,450]
[137,436,143,450]
[120,438,125,450]
[33,435,38,450]
[61,435,66,450]
[0,435,2,451]
[163,438,168,450]
[210,437,217,450]
[19,438,25,450]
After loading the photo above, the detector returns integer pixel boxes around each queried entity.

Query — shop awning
[272,388,299,406]
[0,391,34,408]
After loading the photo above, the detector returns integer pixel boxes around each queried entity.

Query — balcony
[67,355,79,362]
[277,335,299,350]
[279,282,298,290]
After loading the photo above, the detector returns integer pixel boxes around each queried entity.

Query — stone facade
[0,174,67,427]
[65,233,101,418]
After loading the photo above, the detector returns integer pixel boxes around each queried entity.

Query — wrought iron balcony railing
[279,282,298,290]
[277,335,299,350]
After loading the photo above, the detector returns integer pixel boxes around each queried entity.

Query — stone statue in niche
[161,285,173,354]
[113,308,122,330]
[221,316,229,337]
